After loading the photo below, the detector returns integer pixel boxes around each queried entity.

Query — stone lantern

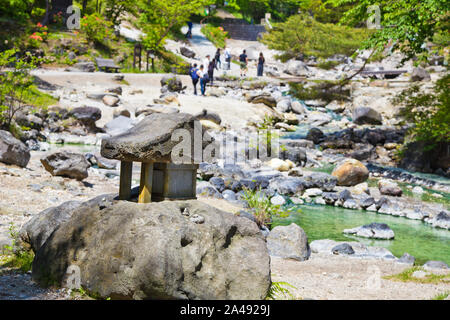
[101,113,208,203]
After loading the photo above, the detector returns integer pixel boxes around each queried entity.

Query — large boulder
[0,130,31,168]
[352,107,382,125]
[428,211,450,230]
[40,151,90,180]
[332,158,369,186]
[20,195,116,252]
[343,222,395,240]
[267,223,310,261]
[31,200,271,300]
[284,60,310,77]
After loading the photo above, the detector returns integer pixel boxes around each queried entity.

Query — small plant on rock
[1,223,34,273]
[242,187,292,230]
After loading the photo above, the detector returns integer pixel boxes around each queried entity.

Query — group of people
[189,48,266,96]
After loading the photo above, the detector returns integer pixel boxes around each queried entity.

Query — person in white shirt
[198,65,209,96]
[203,55,211,73]
[224,47,231,70]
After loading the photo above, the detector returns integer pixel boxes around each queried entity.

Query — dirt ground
[271,255,450,300]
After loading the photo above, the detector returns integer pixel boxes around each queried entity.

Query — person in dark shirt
[257,52,265,77]
[215,48,221,70]
[208,58,216,85]
[189,63,199,95]
[239,50,248,77]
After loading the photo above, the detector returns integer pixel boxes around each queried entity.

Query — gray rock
[276,99,291,113]
[209,177,225,192]
[247,93,277,108]
[270,194,286,206]
[268,177,305,195]
[352,107,382,125]
[284,60,310,76]
[410,67,431,82]
[222,190,237,202]
[310,239,338,254]
[180,47,195,58]
[69,106,101,131]
[302,172,337,191]
[73,62,95,72]
[378,179,403,197]
[342,199,358,209]
[308,112,332,127]
[196,181,223,199]
[194,109,222,125]
[291,101,307,114]
[19,195,115,252]
[428,211,450,230]
[102,95,120,107]
[398,253,415,266]
[280,147,307,166]
[423,260,449,270]
[104,116,134,136]
[40,151,90,181]
[31,200,271,300]
[267,223,310,261]
[331,243,355,255]
[306,128,324,144]
[160,74,184,92]
[343,223,395,240]
[0,130,31,168]
[360,197,375,209]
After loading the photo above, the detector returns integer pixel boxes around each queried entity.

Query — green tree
[103,0,137,26]
[261,13,369,61]
[331,0,450,64]
[0,50,38,130]
[138,0,213,51]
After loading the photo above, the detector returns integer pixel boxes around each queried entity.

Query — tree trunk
[42,0,51,26]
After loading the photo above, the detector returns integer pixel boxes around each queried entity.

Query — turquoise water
[273,204,450,265]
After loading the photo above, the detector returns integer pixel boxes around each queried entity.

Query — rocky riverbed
[1,57,449,300]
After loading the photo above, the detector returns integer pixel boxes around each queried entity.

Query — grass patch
[432,291,450,300]
[23,85,59,108]
[1,223,34,273]
[316,60,340,70]
[383,267,450,285]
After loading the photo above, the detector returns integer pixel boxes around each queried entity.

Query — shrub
[393,74,450,151]
[80,13,114,46]
[242,188,295,229]
[0,50,38,130]
[201,24,228,49]
[1,223,34,273]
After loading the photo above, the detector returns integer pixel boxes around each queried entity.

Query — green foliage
[432,292,450,300]
[103,0,137,26]
[1,223,34,273]
[80,13,114,46]
[332,0,450,64]
[316,59,340,70]
[266,281,296,300]
[0,50,38,129]
[393,74,450,150]
[242,188,297,229]
[0,0,35,21]
[224,0,302,22]
[289,80,351,103]
[201,24,228,48]
[138,0,213,51]
[261,14,370,61]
